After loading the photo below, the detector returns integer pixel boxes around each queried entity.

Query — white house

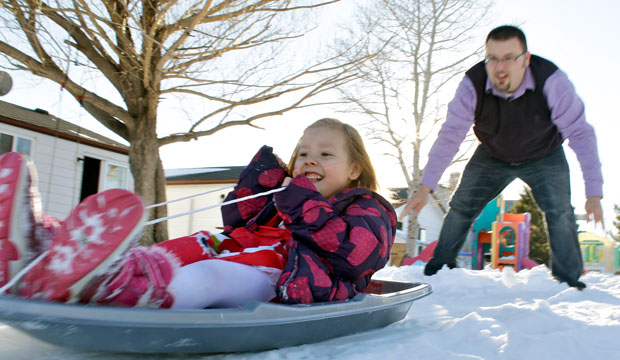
[0,99,132,220]
[164,167,244,239]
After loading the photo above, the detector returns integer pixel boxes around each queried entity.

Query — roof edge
[0,114,129,155]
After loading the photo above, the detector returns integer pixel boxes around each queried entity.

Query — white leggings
[167,259,277,309]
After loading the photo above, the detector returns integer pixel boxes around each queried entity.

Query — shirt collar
[485,67,536,100]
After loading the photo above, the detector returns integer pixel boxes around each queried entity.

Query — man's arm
[544,69,604,225]
[400,76,476,219]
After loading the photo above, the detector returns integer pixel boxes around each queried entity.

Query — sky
[1,0,619,230]
[1,264,619,359]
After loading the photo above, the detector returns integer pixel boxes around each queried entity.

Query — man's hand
[398,184,432,220]
[585,195,604,228]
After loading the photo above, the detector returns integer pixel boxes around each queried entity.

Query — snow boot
[0,152,45,293]
[18,189,146,302]
[81,246,179,308]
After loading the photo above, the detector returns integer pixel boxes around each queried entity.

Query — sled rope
[0,250,50,295]
[144,186,287,226]
[145,185,235,209]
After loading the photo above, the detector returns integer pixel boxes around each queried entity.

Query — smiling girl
[2,118,397,308]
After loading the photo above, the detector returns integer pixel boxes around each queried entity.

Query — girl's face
[292,126,361,200]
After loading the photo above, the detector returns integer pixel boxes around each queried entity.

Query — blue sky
[2,0,619,229]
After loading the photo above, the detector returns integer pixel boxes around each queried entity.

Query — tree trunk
[405,172,423,257]
[406,212,420,258]
[128,114,168,245]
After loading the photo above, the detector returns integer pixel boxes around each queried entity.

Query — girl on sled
[0,118,396,308]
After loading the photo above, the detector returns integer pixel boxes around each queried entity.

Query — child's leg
[82,231,223,308]
[168,259,277,309]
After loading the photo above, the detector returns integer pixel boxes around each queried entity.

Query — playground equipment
[471,196,503,270]
[401,195,537,271]
[490,212,532,270]
[471,196,537,271]
[579,231,620,274]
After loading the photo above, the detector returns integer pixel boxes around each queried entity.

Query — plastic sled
[0,279,431,354]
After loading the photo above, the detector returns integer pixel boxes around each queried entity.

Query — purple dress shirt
[421,67,603,198]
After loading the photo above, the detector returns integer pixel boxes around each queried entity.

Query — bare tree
[0,0,368,244]
[337,0,492,256]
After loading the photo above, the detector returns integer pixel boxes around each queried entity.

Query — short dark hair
[486,25,527,52]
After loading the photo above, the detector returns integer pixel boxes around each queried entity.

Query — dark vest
[465,55,564,164]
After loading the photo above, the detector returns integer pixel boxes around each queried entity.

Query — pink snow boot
[18,189,145,302]
[81,247,179,308]
[0,152,49,292]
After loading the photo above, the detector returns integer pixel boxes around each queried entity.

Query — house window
[396,221,403,230]
[418,228,427,243]
[102,163,128,191]
[0,133,32,156]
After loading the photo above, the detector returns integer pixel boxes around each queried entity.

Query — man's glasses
[484,51,527,66]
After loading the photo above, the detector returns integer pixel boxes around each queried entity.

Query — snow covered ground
[1,264,619,360]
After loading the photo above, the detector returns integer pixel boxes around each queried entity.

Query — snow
[1,265,619,359]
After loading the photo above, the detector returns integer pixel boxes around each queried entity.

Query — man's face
[485,37,530,93]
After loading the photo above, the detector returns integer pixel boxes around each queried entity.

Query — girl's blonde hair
[288,118,378,192]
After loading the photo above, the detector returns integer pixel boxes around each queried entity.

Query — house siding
[415,199,445,245]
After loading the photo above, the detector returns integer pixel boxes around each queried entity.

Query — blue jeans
[428,145,583,283]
